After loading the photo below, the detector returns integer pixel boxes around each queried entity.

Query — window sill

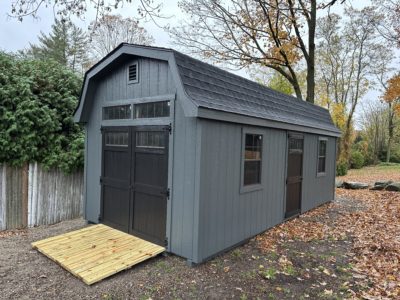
[317,172,326,177]
[240,183,263,194]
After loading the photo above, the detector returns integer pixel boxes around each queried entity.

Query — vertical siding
[196,120,287,263]
[169,97,198,260]
[84,58,175,223]
[302,135,336,212]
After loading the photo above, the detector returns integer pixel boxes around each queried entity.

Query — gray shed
[74,43,341,264]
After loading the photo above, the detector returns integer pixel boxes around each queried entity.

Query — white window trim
[317,137,328,177]
[240,127,264,194]
[127,61,139,84]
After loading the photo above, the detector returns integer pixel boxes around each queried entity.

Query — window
[105,132,129,147]
[103,105,131,120]
[128,63,138,83]
[135,101,170,119]
[317,139,327,175]
[243,134,262,186]
[136,131,166,149]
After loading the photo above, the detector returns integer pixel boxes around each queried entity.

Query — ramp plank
[32,224,165,285]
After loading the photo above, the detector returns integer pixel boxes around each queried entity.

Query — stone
[385,182,400,192]
[335,180,344,188]
[343,181,369,190]
[370,184,386,191]
[374,180,393,187]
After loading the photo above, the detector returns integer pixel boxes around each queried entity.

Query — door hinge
[164,237,168,247]
[100,177,103,184]
[165,123,172,134]
[98,215,102,222]
[162,188,170,200]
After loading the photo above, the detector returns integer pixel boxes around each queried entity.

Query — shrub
[350,151,365,169]
[336,160,348,176]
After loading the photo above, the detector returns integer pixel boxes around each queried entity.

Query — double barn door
[100,126,169,246]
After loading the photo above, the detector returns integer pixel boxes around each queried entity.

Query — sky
[0,0,389,127]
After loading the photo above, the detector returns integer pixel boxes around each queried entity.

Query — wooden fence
[0,163,84,230]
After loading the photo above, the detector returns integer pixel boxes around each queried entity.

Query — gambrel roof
[74,44,340,137]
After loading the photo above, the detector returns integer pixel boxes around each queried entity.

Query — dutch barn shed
[74,43,341,264]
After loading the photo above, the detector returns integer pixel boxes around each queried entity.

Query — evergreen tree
[22,19,89,74]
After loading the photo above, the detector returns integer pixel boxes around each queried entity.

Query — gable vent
[128,63,138,82]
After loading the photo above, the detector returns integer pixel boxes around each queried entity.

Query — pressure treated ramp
[31,224,165,285]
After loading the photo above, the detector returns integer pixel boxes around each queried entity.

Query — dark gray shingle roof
[173,51,340,134]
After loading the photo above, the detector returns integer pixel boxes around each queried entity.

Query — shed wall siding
[84,58,175,223]
[301,135,336,212]
[196,119,287,262]
[169,98,199,260]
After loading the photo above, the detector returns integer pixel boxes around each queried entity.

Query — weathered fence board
[28,163,84,227]
[0,165,6,230]
[0,163,83,230]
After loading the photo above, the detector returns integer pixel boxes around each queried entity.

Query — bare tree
[9,0,165,25]
[171,0,318,103]
[316,7,386,162]
[89,14,154,61]
[359,101,389,163]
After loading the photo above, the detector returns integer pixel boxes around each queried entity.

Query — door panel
[131,129,169,246]
[285,134,304,218]
[101,128,131,232]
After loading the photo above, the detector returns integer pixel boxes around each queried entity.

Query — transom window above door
[103,105,132,120]
[135,101,170,119]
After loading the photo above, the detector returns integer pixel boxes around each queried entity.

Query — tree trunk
[306,0,316,104]
[386,103,394,163]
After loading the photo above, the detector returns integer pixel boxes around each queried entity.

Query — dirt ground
[0,203,358,300]
[1,165,398,300]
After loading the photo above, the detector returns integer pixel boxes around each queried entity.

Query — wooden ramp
[31,224,165,285]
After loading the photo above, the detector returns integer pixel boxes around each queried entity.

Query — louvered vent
[128,63,138,82]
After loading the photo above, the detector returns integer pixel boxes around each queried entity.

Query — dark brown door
[131,126,169,246]
[101,126,169,246]
[285,134,304,218]
[101,127,131,232]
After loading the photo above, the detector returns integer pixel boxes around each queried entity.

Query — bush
[0,52,83,173]
[350,151,365,169]
[336,160,348,176]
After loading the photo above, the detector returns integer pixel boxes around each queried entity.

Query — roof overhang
[197,107,342,137]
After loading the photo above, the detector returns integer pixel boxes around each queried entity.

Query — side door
[285,133,304,219]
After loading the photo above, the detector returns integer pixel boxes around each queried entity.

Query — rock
[335,180,344,188]
[385,182,400,192]
[370,184,386,191]
[374,180,393,187]
[343,181,369,190]
[370,180,393,191]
